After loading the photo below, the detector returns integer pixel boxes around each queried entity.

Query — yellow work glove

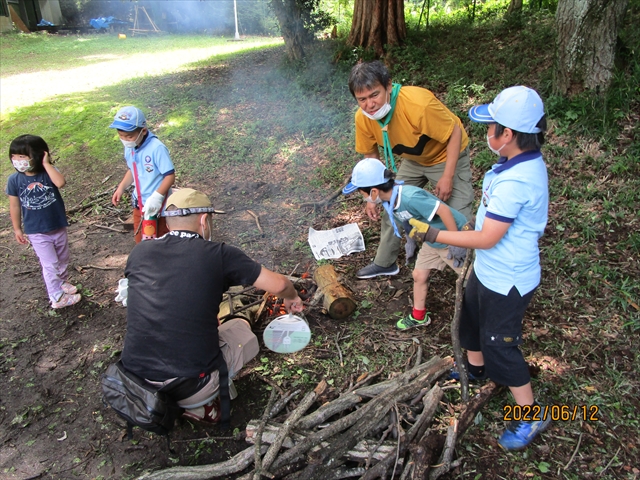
[461,217,476,231]
[408,218,440,244]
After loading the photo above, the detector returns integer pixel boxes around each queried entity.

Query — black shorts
[459,270,536,387]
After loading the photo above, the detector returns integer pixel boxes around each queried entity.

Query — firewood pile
[138,356,502,480]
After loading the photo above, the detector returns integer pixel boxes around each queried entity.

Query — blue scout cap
[109,106,147,131]
[468,86,544,134]
[343,158,387,195]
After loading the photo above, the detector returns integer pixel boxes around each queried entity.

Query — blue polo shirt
[123,131,175,209]
[392,185,468,249]
[474,150,548,296]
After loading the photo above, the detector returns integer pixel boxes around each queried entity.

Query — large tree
[271,0,307,60]
[270,0,333,61]
[554,0,629,95]
[506,0,523,16]
[347,0,407,56]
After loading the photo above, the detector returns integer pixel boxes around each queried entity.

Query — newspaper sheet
[308,223,366,260]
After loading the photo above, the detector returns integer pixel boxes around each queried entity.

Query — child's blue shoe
[498,415,552,451]
[448,362,487,382]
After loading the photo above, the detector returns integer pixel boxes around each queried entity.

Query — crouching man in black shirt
[121,188,303,425]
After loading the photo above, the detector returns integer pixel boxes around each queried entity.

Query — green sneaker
[396,313,431,330]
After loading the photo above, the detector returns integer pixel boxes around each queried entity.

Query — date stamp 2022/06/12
[503,404,600,422]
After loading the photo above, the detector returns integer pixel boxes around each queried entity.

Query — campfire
[218,274,317,328]
[218,264,357,326]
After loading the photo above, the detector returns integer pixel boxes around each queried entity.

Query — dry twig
[299,186,344,211]
[428,419,458,480]
[67,188,114,215]
[261,380,327,477]
[92,224,127,234]
[247,210,264,234]
[77,264,120,271]
[253,388,279,480]
[563,427,582,471]
[451,249,474,402]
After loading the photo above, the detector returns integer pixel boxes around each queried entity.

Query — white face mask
[487,134,506,156]
[120,129,144,149]
[362,89,392,121]
[200,215,213,242]
[363,102,392,121]
[12,159,31,172]
[365,191,382,204]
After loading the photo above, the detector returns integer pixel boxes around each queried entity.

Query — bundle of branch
[143,355,508,480]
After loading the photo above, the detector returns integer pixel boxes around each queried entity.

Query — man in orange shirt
[348,61,474,278]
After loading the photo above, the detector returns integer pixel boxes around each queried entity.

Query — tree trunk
[270,0,306,61]
[554,0,629,95]
[506,0,523,15]
[347,0,406,56]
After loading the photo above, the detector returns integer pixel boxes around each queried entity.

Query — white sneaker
[52,293,81,309]
[62,282,78,295]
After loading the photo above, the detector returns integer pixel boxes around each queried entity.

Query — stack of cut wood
[137,356,502,480]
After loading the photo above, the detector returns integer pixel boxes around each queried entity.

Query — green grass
[0,32,282,77]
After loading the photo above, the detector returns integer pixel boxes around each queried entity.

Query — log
[136,444,267,480]
[410,432,444,480]
[245,421,398,462]
[313,265,356,319]
[456,381,504,438]
[429,420,457,480]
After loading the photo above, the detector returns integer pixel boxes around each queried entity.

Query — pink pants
[28,228,70,303]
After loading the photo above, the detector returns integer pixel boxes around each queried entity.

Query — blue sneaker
[448,362,487,382]
[498,415,552,451]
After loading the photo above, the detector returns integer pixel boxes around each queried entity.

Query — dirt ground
[1,46,637,480]
[0,146,433,479]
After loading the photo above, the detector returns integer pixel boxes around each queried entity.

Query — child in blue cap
[408,86,551,450]
[343,157,473,330]
[110,106,175,243]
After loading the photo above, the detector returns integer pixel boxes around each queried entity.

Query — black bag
[101,361,184,438]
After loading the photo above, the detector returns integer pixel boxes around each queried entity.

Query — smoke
[78,0,276,35]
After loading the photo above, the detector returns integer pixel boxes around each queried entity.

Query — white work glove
[115,278,129,307]
[142,191,164,219]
